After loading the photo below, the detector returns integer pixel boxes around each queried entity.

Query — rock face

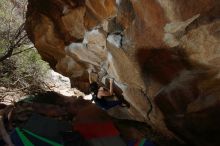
[26,0,220,145]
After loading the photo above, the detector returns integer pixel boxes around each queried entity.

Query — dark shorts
[94,98,122,110]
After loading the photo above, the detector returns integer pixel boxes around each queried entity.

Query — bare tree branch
[6,0,16,45]
[0,46,14,62]
[12,46,34,56]
[13,23,25,40]
[0,23,29,62]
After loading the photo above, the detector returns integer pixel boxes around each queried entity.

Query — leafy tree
[0,0,30,62]
[0,48,50,93]
[0,0,50,95]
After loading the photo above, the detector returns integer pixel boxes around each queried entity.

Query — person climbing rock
[88,70,130,110]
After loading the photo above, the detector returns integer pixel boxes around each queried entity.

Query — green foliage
[15,48,48,76]
[0,0,28,61]
[0,0,50,93]
[0,47,50,93]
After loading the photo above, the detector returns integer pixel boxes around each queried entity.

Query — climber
[88,70,130,110]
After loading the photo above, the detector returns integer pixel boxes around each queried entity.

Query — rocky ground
[0,70,84,104]
[0,90,187,146]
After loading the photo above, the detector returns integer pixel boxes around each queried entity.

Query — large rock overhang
[26,0,220,145]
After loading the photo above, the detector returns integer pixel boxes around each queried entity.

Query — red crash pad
[73,121,119,139]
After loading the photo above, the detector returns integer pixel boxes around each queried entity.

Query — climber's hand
[87,68,93,74]
[109,78,114,84]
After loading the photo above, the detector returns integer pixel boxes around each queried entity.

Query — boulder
[26,0,220,145]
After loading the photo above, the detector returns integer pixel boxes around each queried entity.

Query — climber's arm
[109,78,113,96]
[88,69,92,84]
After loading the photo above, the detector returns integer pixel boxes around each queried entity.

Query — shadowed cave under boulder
[24,0,220,145]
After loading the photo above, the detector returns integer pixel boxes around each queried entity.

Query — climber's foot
[120,100,130,108]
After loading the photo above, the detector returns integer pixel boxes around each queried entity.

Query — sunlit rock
[26,0,220,145]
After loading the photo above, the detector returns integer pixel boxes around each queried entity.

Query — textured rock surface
[26,0,220,145]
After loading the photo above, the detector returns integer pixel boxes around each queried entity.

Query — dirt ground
[0,91,187,146]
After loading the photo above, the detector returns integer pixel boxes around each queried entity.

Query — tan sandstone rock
[26,0,220,145]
